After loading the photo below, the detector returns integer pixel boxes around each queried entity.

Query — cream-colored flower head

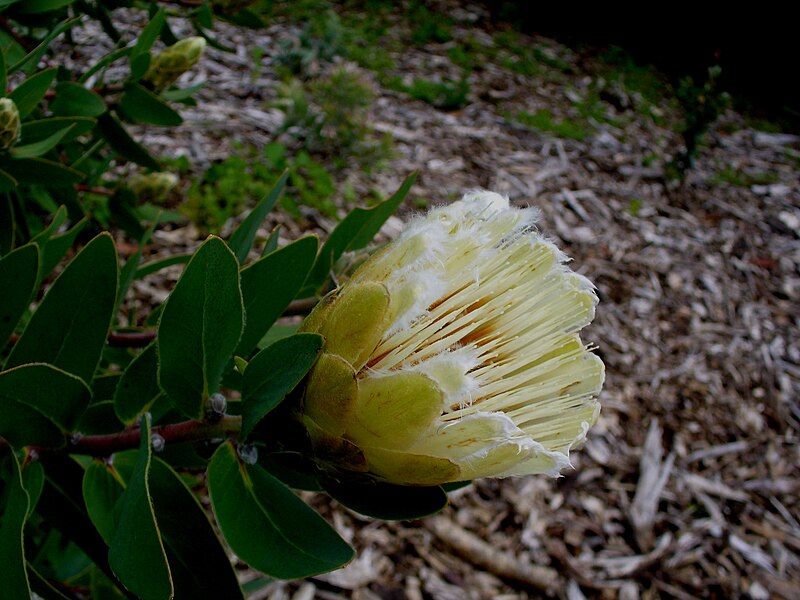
[300,191,604,485]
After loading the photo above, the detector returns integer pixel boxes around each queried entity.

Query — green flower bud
[298,192,605,486]
[129,171,178,204]
[144,37,206,92]
[0,98,21,150]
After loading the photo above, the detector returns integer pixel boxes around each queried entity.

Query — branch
[107,330,156,347]
[67,415,241,457]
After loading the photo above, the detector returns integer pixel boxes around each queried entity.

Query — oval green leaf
[0,446,30,599]
[0,243,38,350]
[114,342,162,425]
[241,333,323,438]
[108,414,173,600]
[208,441,354,579]
[158,236,243,419]
[237,235,317,356]
[228,171,287,264]
[83,460,125,544]
[0,363,90,430]
[6,233,118,384]
[149,458,244,599]
[119,83,182,126]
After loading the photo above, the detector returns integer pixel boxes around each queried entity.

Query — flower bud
[144,37,206,92]
[299,191,605,486]
[129,171,178,204]
[0,98,21,150]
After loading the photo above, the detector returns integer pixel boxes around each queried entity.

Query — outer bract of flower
[129,171,178,204]
[144,37,206,92]
[300,191,605,485]
[0,98,21,150]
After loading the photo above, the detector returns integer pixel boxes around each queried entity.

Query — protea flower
[300,191,604,485]
[144,37,206,92]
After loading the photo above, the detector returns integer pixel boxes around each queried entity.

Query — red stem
[67,415,241,457]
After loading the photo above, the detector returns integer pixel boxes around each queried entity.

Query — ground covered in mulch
[72,2,799,598]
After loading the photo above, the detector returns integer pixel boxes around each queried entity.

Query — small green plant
[710,166,779,187]
[408,1,453,46]
[672,66,731,171]
[276,67,392,168]
[388,76,470,110]
[274,10,344,78]
[508,108,588,141]
[182,143,339,231]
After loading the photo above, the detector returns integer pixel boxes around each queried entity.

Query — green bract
[144,37,207,92]
[0,98,21,149]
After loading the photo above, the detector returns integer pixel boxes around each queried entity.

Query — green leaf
[237,235,317,356]
[82,461,125,544]
[50,82,106,117]
[149,458,244,599]
[131,8,165,60]
[119,83,182,127]
[114,342,162,425]
[228,171,287,264]
[161,82,205,101]
[98,112,160,170]
[1,157,84,186]
[6,233,118,383]
[0,402,62,448]
[208,441,354,579]
[20,461,44,518]
[0,195,14,253]
[37,455,118,584]
[39,217,88,278]
[20,116,96,144]
[135,252,190,278]
[241,333,322,438]
[9,124,76,159]
[0,243,38,349]
[0,363,90,431]
[108,414,173,600]
[262,225,281,256]
[303,172,417,295]
[8,18,79,74]
[8,68,57,118]
[0,446,30,600]
[158,236,243,419]
[321,478,448,521]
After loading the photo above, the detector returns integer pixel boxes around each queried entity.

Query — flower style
[300,191,604,485]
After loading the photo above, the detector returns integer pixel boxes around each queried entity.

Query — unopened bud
[209,392,227,415]
[129,171,178,204]
[0,98,21,150]
[151,433,166,452]
[144,37,206,92]
[238,443,258,465]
